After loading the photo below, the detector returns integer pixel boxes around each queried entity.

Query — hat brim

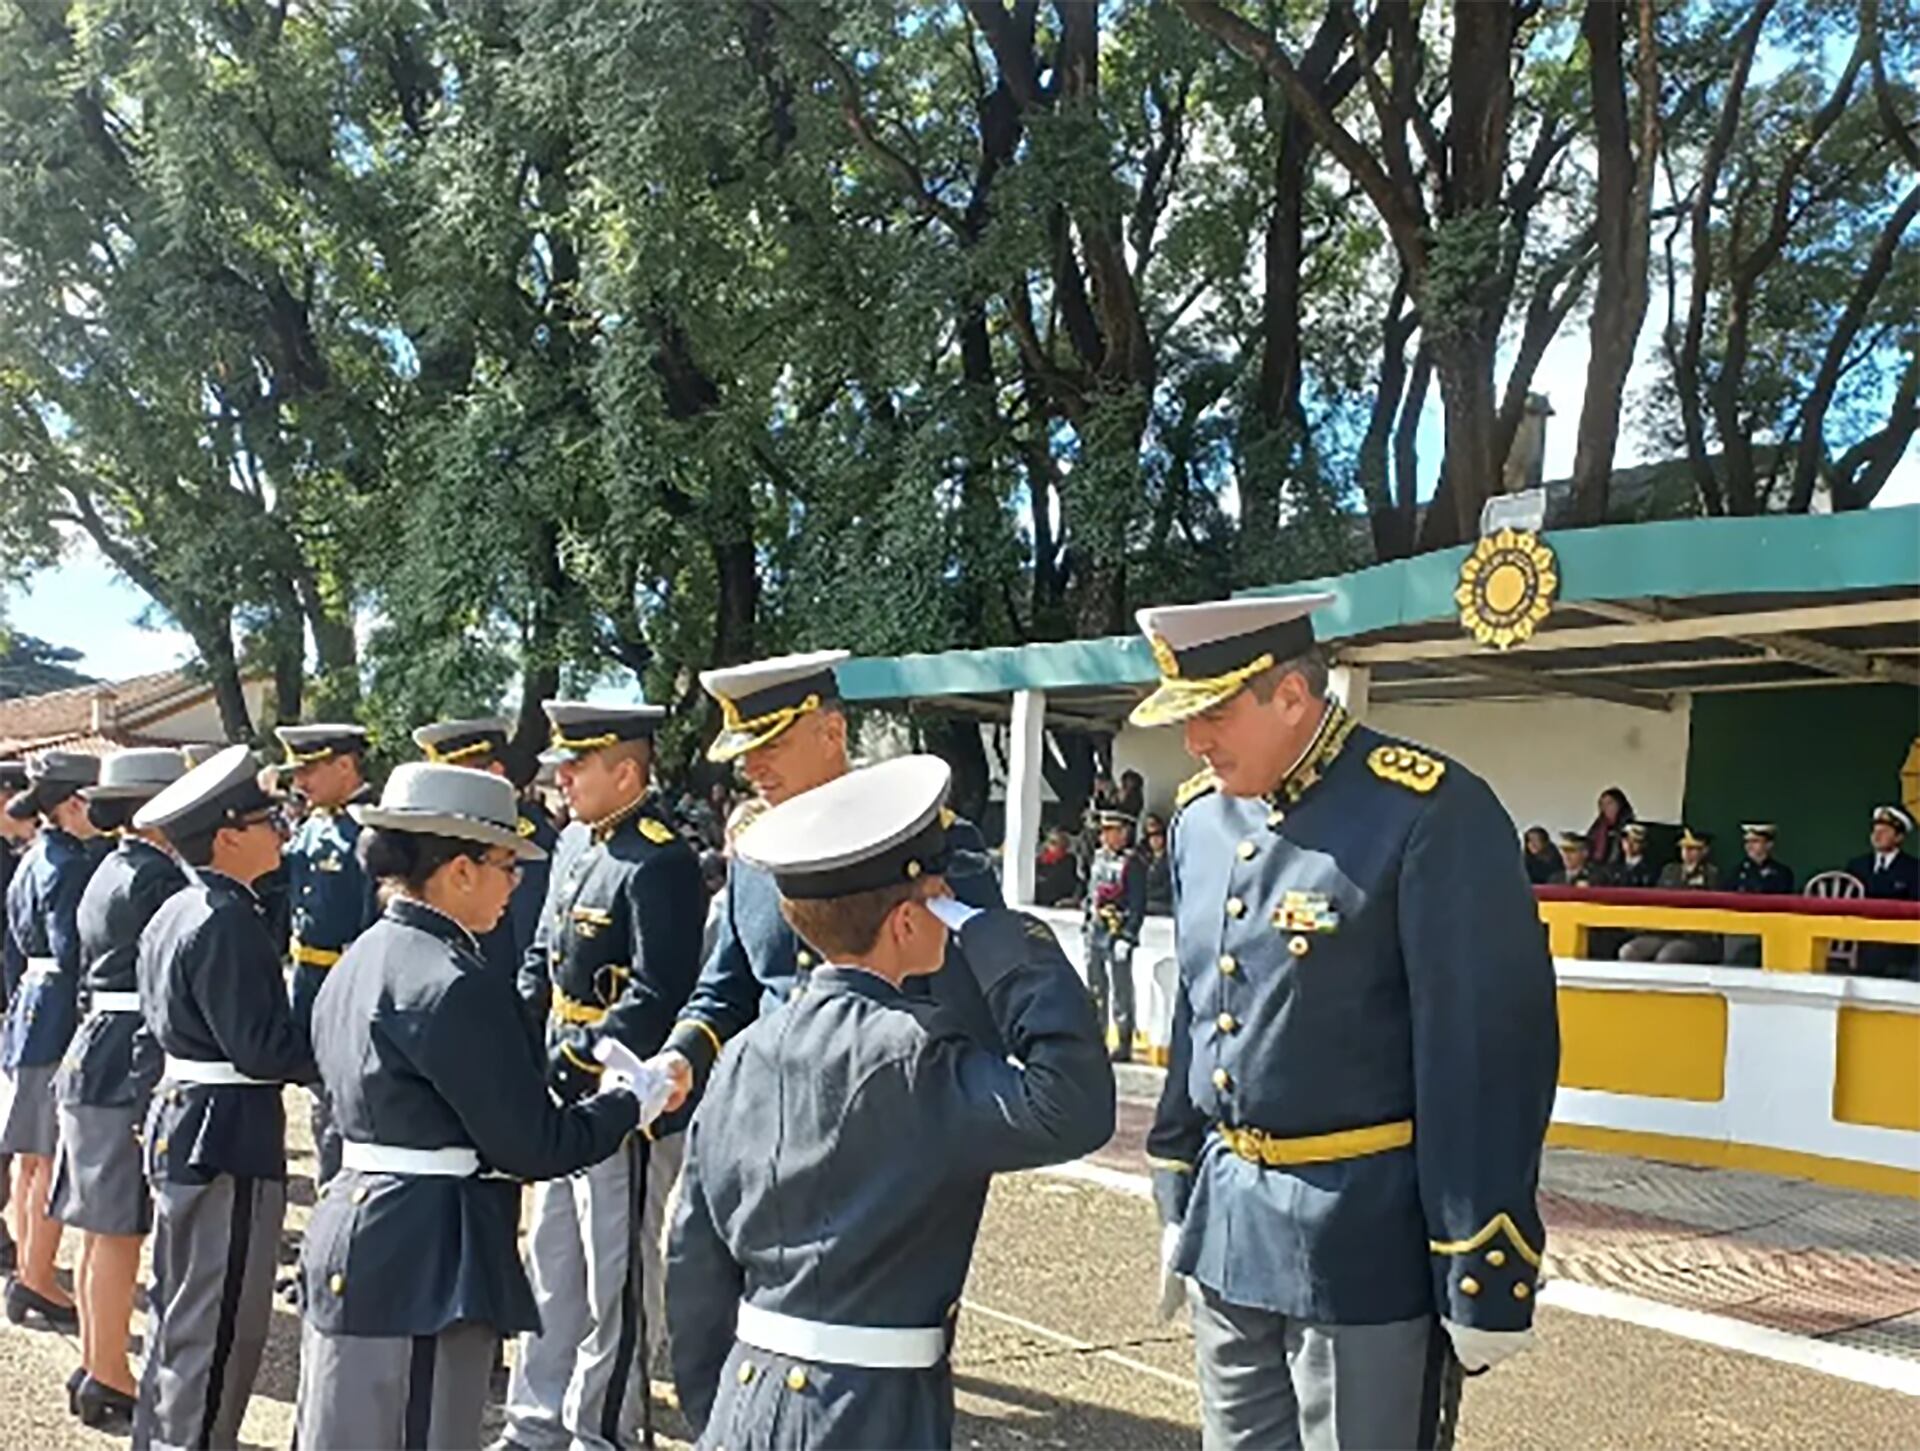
[81,783,173,803]
[349,806,548,861]
[706,714,804,764]
[5,786,45,821]
[1129,676,1248,729]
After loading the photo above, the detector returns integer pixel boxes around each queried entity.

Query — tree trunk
[923,715,991,830]
[1423,330,1503,548]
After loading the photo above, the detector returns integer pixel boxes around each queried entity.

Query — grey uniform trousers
[1082,927,1136,1051]
[1188,1282,1463,1451]
[296,1317,495,1450]
[134,1175,286,1451]
[505,1133,682,1451]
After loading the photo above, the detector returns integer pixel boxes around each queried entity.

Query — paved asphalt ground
[1,1087,1915,1449]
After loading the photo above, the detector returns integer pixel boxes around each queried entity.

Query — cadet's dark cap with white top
[1874,805,1914,836]
[699,649,850,763]
[83,748,186,802]
[1130,593,1337,728]
[413,716,513,767]
[733,754,952,900]
[134,744,275,842]
[6,750,100,820]
[274,723,369,770]
[352,764,547,861]
[539,701,667,765]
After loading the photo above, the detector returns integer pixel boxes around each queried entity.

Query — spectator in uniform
[1083,809,1146,1063]
[1141,814,1174,916]
[1586,787,1635,872]
[1849,806,1920,979]
[1621,828,1719,963]
[667,756,1113,1448]
[1556,831,1605,887]
[1722,824,1796,967]
[295,764,640,1450]
[132,746,316,1451]
[1615,823,1659,888]
[1,750,102,1331]
[49,750,188,1429]
[276,723,380,1188]
[1522,827,1563,885]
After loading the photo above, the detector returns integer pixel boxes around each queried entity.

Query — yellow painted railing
[1535,893,1920,972]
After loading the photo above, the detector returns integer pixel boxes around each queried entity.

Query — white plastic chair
[1804,871,1867,972]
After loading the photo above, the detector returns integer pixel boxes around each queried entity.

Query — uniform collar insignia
[1266,703,1355,809]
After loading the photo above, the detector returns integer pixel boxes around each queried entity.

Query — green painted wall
[1683,685,1920,881]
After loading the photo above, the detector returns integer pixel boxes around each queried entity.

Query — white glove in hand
[926,895,983,931]
[591,1038,674,1127]
[1156,1221,1188,1323]
[1444,1321,1534,1372]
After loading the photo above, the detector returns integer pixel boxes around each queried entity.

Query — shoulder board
[1175,768,1220,810]
[1368,744,1446,794]
[938,805,956,829]
[516,816,536,838]
[637,816,676,845]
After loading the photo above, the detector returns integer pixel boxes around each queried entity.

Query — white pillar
[1006,688,1047,908]
[1330,661,1371,719]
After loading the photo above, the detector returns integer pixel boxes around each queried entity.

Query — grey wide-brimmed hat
[83,748,188,802]
[6,750,100,820]
[351,764,547,860]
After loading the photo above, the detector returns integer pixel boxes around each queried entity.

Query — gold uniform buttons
[1513,1282,1531,1301]
[1268,808,1285,828]
[351,1186,370,1205]
[329,1273,346,1295]
[789,986,803,1001]
[797,951,814,969]
[1460,1276,1480,1297]
[1217,953,1238,976]
[1288,935,1311,958]
[1211,1068,1232,1092]
[1486,1250,1506,1268]
[1236,840,1257,860]
[1225,897,1246,919]
[154,1137,169,1155]
[786,1365,810,1392]
[1216,1013,1238,1034]
[738,1361,757,1385]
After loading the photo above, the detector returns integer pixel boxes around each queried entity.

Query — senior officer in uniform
[501,701,704,1451]
[1,749,102,1331]
[667,756,1114,1449]
[133,746,318,1451]
[50,750,189,1429]
[651,652,1003,1117]
[297,763,642,1449]
[1133,595,1558,1451]
[412,716,558,985]
[276,722,379,1188]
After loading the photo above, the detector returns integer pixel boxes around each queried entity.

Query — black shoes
[75,1375,138,1430]
[66,1366,85,1414]
[4,1278,80,1330]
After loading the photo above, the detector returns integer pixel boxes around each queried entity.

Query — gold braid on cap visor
[549,729,622,754]
[281,744,336,766]
[421,738,495,765]
[1130,647,1277,728]
[707,693,822,762]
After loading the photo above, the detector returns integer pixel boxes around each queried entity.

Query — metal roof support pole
[1330,662,1371,720]
[1006,688,1048,909]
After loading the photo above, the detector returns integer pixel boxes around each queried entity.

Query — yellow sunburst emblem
[1455,529,1558,649]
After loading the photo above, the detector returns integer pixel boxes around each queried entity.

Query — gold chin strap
[422,739,494,765]
[550,729,621,754]
[711,693,822,760]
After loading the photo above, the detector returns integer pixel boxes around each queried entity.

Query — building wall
[136,680,275,745]
[1682,684,1920,881]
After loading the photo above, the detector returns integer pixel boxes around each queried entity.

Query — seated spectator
[1522,826,1563,885]
[1116,770,1146,821]
[1586,786,1636,871]
[1140,813,1173,915]
[1848,806,1920,980]
[1557,831,1606,887]
[1621,828,1719,963]
[1615,822,1659,889]
[1722,823,1794,966]
[1035,827,1082,908]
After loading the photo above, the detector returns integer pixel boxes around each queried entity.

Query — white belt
[340,1142,480,1178]
[163,1055,273,1087]
[734,1301,946,1370]
[23,957,56,979]
[89,992,141,1015]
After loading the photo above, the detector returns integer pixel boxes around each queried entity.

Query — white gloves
[591,1037,675,1127]
[1444,1321,1534,1372]
[1156,1221,1188,1323]
[926,896,983,931]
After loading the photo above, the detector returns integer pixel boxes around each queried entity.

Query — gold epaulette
[1368,744,1446,794]
[516,816,536,838]
[939,805,956,829]
[1175,768,1220,810]
[638,816,676,845]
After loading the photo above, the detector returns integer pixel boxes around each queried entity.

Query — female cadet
[667,756,1114,1450]
[296,763,643,1450]
[50,749,188,1428]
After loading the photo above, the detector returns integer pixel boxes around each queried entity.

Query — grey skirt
[0,1063,60,1157]
[49,1100,150,1236]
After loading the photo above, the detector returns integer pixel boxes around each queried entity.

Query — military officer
[297,764,641,1449]
[132,746,317,1451]
[1723,824,1796,966]
[1,750,102,1331]
[1555,830,1607,887]
[1849,806,1920,978]
[1615,822,1659,889]
[50,750,189,1429]
[276,722,379,1187]
[412,715,559,985]
[1083,807,1147,1063]
[1132,594,1559,1451]
[667,755,1114,1449]
[652,651,1003,1119]
[501,701,704,1451]
[1621,828,1720,963]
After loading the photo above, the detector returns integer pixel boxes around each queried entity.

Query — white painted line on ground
[1042,1157,1920,1398]
[960,1298,1198,1392]
[1540,1281,1920,1398]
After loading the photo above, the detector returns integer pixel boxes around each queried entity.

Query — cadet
[1723,824,1796,966]
[1082,807,1146,1063]
[276,722,379,1187]
[668,755,1114,1449]
[132,746,317,1451]
[1132,595,1558,1451]
[296,764,641,1449]
[0,758,27,1277]
[412,715,559,984]
[1,750,102,1331]
[50,750,189,1429]
[501,701,704,1451]
[653,651,1003,1116]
